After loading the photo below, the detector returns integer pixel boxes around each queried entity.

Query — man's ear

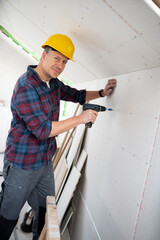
[42,51,47,60]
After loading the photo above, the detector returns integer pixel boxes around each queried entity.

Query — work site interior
[0,0,160,240]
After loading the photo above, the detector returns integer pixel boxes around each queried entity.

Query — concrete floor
[0,155,70,240]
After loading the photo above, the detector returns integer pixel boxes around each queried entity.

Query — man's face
[42,50,68,80]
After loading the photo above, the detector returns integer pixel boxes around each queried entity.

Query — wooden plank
[152,0,160,8]
[57,127,76,164]
[0,100,5,106]
[38,225,47,240]
[46,196,60,240]
[55,158,68,197]
[54,137,73,197]
[39,196,60,240]
[53,103,80,170]
[56,124,85,202]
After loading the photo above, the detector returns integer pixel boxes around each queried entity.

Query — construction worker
[0,34,117,240]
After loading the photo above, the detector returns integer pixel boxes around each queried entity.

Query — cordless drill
[82,103,113,128]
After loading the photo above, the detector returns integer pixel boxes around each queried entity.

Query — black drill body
[83,103,106,128]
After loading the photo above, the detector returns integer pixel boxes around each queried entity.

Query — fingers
[104,78,117,96]
[108,78,117,84]
[82,110,98,124]
[88,110,98,124]
[106,88,113,95]
[107,78,117,88]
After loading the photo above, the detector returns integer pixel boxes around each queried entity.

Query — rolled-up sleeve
[58,80,86,105]
[14,85,51,140]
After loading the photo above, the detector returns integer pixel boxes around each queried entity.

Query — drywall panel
[57,166,81,224]
[91,35,160,78]
[81,144,148,240]
[134,117,160,240]
[1,0,160,84]
[0,33,38,107]
[0,0,45,57]
[105,0,160,52]
[70,66,160,240]
[70,191,101,240]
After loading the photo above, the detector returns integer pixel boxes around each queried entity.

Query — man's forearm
[86,90,103,102]
[85,79,117,102]
[48,115,82,137]
[48,108,98,138]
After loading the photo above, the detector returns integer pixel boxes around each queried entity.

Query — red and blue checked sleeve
[57,80,86,105]
[13,84,52,140]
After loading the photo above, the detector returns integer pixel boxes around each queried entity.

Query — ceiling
[0,0,160,84]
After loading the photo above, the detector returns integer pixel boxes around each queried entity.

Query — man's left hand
[103,79,117,96]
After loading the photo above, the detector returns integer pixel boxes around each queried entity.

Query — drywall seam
[7,0,47,35]
[102,0,160,55]
[102,0,139,35]
[132,114,160,240]
[79,190,102,240]
[73,58,99,78]
[79,66,160,85]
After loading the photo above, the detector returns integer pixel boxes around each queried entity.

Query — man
[0,34,117,240]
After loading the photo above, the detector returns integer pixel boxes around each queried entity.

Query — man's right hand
[80,110,98,125]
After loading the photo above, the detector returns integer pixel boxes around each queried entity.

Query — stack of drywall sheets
[54,106,88,225]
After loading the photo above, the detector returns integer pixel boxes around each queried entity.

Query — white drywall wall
[0,33,38,107]
[134,116,160,240]
[0,34,38,153]
[1,0,160,84]
[69,66,160,240]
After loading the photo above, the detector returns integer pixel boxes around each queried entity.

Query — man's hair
[43,46,69,60]
[44,46,58,54]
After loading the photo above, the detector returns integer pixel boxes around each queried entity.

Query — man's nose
[57,61,64,70]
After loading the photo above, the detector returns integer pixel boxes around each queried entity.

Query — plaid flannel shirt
[4,65,86,170]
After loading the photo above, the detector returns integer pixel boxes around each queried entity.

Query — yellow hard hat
[41,34,75,61]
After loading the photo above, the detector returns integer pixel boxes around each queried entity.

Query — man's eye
[54,57,59,60]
